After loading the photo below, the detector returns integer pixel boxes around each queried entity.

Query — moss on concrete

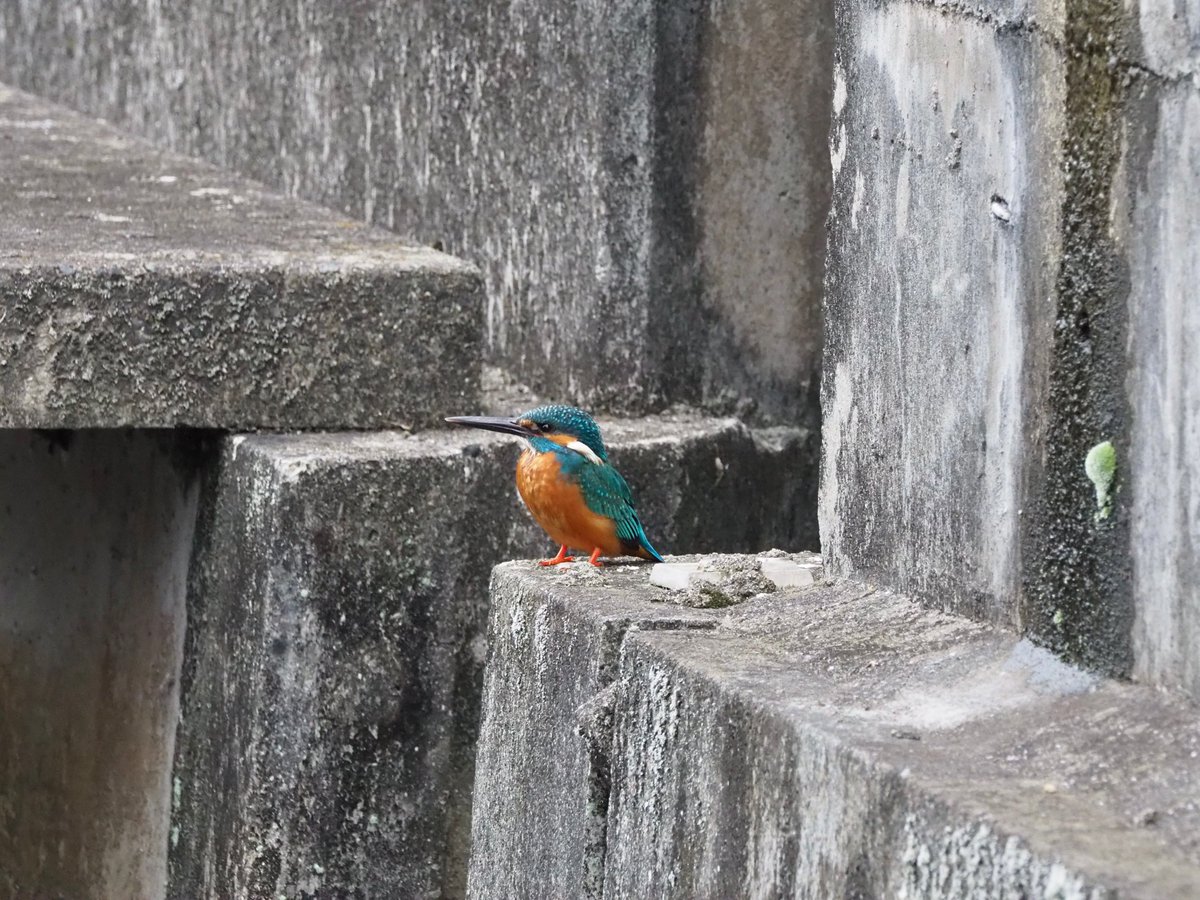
[1020,0,1134,676]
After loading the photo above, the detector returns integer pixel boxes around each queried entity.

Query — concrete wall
[0,431,205,899]
[1123,5,1200,698]
[171,433,499,898]
[0,0,832,425]
[820,0,1065,628]
[170,418,813,899]
[821,0,1200,693]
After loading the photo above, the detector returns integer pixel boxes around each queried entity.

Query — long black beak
[445,415,535,438]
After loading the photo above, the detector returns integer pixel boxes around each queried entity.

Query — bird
[446,404,664,567]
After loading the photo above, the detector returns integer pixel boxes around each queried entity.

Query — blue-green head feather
[517,404,608,461]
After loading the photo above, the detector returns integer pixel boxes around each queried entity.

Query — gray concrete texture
[0,431,206,900]
[0,0,832,425]
[171,416,814,899]
[821,0,1067,624]
[473,561,1200,898]
[1130,0,1200,78]
[821,0,1200,693]
[0,84,482,429]
[1123,76,1200,696]
[468,565,718,899]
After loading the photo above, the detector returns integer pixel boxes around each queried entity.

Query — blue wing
[574,460,664,561]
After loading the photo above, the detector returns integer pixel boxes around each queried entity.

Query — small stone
[1134,808,1159,827]
[759,558,815,590]
[650,556,776,608]
[649,562,708,591]
[990,194,1012,223]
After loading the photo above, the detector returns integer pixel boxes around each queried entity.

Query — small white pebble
[759,558,815,589]
[649,563,699,591]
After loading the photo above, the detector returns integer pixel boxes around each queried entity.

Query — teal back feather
[574,453,663,561]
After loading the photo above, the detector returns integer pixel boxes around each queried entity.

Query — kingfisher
[446,405,664,567]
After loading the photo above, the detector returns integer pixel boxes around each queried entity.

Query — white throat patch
[566,440,603,465]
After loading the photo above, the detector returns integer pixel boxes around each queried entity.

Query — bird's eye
[538,422,554,433]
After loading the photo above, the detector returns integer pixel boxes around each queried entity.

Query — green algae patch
[1085,440,1117,521]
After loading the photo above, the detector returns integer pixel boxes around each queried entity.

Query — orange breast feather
[516,450,622,554]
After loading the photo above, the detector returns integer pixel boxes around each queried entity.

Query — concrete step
[471,561,1200,899]
[169,416,813,898]
[0,83,482,429]
[0,0,831,426]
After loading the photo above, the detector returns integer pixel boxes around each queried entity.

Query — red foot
[538,545,575,567]
[588,548,605,568]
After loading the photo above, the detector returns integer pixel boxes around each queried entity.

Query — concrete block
[172,416,811,899]
[1124,80,1200,698]
[0,84,481,429]
[474,562,1200,898]
[171,432,506,899]
[0,431,205,900]
[0,0,832,424]
[821,0,1066,625]
[589,416,820,553]
[467,564,718,899]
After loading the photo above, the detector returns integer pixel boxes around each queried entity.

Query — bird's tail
[634,524,665,562]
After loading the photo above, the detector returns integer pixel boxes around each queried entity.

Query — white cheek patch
[566,440,603,465]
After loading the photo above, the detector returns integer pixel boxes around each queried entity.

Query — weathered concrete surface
[0,0,831,425]
[468,564,719,899]
[821,0,1066,627]
[172,417,813,899]
[1124,77,1200,698]
[600,417,819,554]
[473,563,1200,898]
[821,0,1198,683]
[0,431,206,900]
[1015,0,1137,675]
[172,432,496,899]
[0,84,481,429]
[1129,0,1199,79]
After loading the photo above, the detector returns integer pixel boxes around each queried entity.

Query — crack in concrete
[1122,59,1200,88]
[577,614,718,899]
[885,0,1199,89]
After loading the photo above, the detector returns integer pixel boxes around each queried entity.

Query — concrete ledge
[0,84,482,429]
[0,0,832,425]
[472,562,1200,898]
[172,416,810,898]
